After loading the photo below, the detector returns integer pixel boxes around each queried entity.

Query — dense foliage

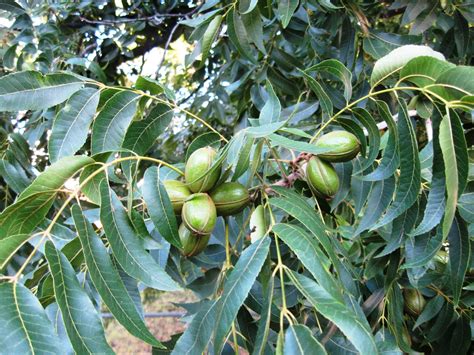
[0,1,473,354]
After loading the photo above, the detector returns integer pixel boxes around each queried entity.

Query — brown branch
[79,12,189,25]
[155,3,203,76]
[177,77,208,105]
[80,42,97,56]
[79,2,202,26]
[155,21,181,76]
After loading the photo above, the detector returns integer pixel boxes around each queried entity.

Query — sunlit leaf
[284,324,327,355]
[0,156,93,238]
[142,166,181,248]
[273,223,342,301]
[213,237,271,353]
[259,81,281,125]
[99,181,181,291]
[201,15,222,63]
[410,109,445,236]
[361,100,399,181]
[287,270,377,354]
[0,234,30,270]
[44,241,114,354]
[373,101,420,229]
[399,56,454,88]
[0,158,30,193]
[252,278,274,355]
[448,216,470,305]
[49,88,100,162]
[0,282,63,354]
[277,0,299,28]
[306,59,352,101]
[370,45,444,86]
[0,71,83,111]
[91,90,140,155]
[72,205,164,347]
[227,8,257,63]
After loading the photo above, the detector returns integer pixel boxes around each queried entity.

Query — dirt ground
[105,290,197,354]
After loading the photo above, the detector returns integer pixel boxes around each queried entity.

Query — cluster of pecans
[303,130,361,197]
[164,147,250,257]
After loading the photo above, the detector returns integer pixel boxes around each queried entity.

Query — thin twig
[155,3,203,76]
[156,21,180,76]
[178,77,208,105]
[79,12,191,25]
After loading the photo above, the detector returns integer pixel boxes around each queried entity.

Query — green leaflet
[201,15,222,63]
[386,284,411,353]
[277,0,299,28]
[121,103,174,179]
[99,180,181,291]
[185,132,221,161]
[377,201,419,257]
[351,158,374,215]
[439,112,459,238]
[227,8,257,64]
[413,296,444,330]
[287,270,377,354]
[232,134,254,181]
[270,187,358,296]
[122,103,174,156]
[351,107,381,174]
[180,9,221,27]
[459,192,474,223]
[259,81,281,125]
[301,70,333,117]
[44,241,114,354]
[450,111,469,196]
[403,227,443,269]
[0,158,30,193]
[171,300,218,355]
[361,100,400,181]
[91,90,140,155]
[0,71,83,111]
[72,205,164,348]
[135,76,175,101]
[373,101,420,229]
[78,152,109,205]
[448,216,470,306]
[21,156,94,199]
[330,161,352,210]
[430,66,474,102]
[410,109,445,236]
[213,237,271,354]
[273,223,343,302]
[0,234,30,270]
[0,282,63,354]
[142,166,181,248]
[252,278,274,355]
[33,238,85,305]
[399,56,455,88]
[306,59,352,102]
[0,156,94,238]
[269,133,332,155]
[246,121,288,138]
[284,324,327,355]
[239,0,258,14]
[370,45,444,86]
[241,6,266,54]
[363,31,421,60]
[0,0,26,13]
[49,88,100,162]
